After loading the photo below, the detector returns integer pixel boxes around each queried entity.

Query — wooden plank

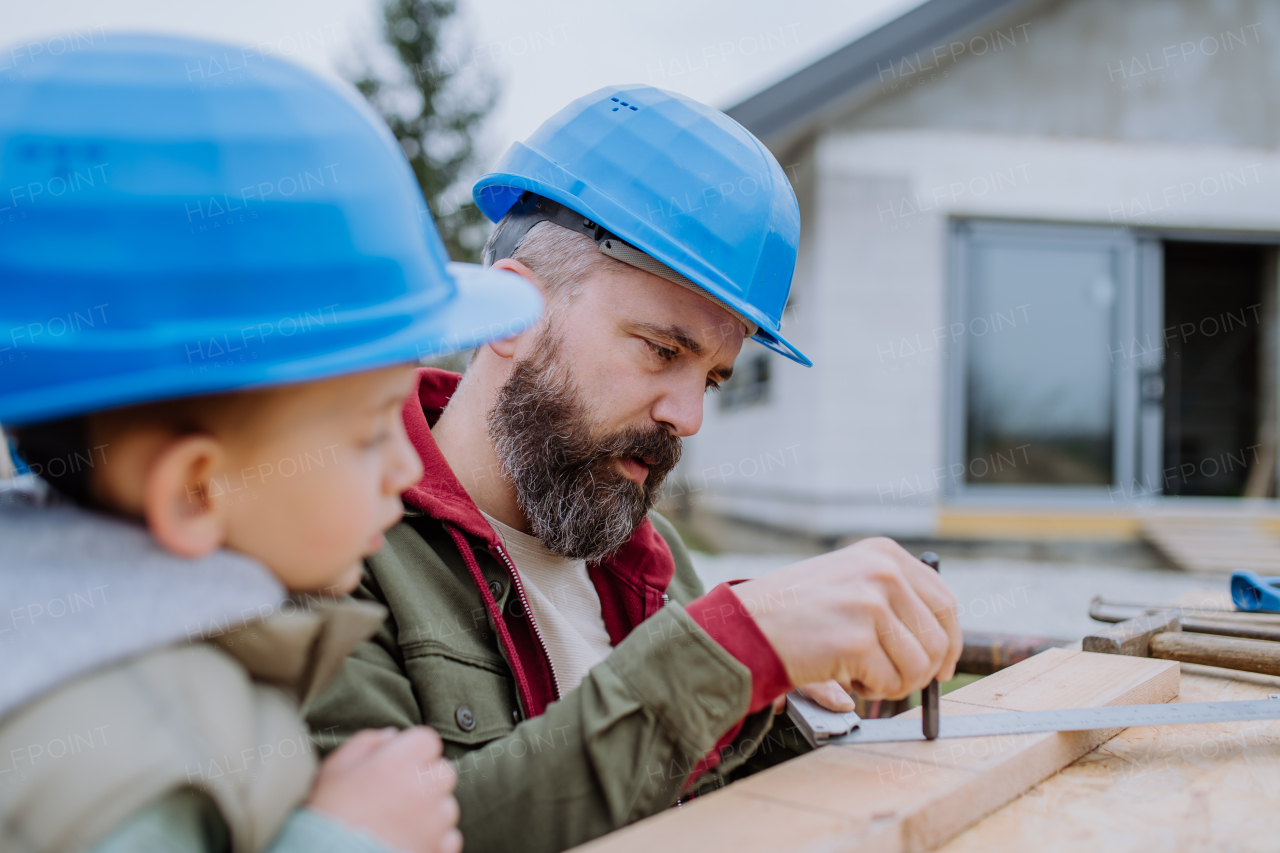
[573,649,1179,853]
[1141,516,1280,573]
[939,590,1280,852]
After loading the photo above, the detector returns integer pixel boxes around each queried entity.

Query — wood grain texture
[938,589,1280,853]
[572,649,1179,853]
[1150,632,1280,677]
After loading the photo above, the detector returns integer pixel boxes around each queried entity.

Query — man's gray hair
[481,206,755,335]
[482,219,624,304]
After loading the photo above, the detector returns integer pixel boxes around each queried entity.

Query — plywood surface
[939,590,1280,853]
[574,649,1179,853]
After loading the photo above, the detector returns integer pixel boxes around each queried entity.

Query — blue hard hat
[472,84,808,366]
[0,34,542,426]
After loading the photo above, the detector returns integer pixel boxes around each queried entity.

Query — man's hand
[773,679,856,714]
[735,537,961,701]
[307,726,462,853]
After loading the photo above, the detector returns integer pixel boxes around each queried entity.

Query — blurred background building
[4,0,1278,580]
[674,0,1280,568]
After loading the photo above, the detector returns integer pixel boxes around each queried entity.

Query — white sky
[3,0,920,180]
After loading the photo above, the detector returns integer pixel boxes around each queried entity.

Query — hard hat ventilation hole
[608,97,639,113]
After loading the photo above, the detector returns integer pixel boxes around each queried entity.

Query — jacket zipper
[493,543,561,703]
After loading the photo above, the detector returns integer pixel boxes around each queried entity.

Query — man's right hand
[307,726,462,853]
[734,537,961,701]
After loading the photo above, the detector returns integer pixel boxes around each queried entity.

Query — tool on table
[1090,597,1280,643]
[785,603,1280,748]
[1091,596,1280,623]
[786,690,1280,746]
[1084,609,1280,676]
[920,551,941,740]
[1231,571,1280,613]
[957,631,1067,675]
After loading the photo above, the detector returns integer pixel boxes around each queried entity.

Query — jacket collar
[400,368,503,546]
[400,367,676,595]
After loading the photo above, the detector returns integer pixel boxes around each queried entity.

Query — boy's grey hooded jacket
[0,483,384,853]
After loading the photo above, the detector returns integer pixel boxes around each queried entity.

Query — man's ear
[142,434,228,559]
[489,258,548,359]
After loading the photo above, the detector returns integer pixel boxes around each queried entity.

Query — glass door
[948,221,1140,498]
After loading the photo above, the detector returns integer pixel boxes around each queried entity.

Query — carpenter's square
[786,690,1280,747]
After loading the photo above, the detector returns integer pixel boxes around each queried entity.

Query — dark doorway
[1162,242,1266,496]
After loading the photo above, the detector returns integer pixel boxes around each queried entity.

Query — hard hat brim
[0,264,543,427]
[422,263,545,359]
[475,168,811,367]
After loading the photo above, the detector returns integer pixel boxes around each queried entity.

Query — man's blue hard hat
[472,84,809,366]
[0,34,542,426]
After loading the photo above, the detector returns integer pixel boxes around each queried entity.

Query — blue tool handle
[1232,571,1280,613]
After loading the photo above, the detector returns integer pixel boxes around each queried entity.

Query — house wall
[846,0,1280,147]
[682,0,1280,537]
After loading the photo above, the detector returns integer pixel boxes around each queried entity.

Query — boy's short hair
[11,390,257,506]
[9,417,96,505]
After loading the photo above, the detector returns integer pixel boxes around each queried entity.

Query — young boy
[0,34,541,853]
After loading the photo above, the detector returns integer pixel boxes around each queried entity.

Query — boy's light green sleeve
[87,790,395,853]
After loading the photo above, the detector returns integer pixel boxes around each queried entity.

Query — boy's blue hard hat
[0,34,542,426]
[472,84,809,366]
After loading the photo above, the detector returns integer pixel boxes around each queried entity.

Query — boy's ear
[143,434,228,558]
[488,258,548,359]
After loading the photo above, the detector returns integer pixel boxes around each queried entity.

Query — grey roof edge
[726,0,1047,146]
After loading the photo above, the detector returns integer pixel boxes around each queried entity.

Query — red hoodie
[400,368,790,772]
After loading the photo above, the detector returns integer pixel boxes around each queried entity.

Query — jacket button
[488,580,503,599]
[456,705,477,731]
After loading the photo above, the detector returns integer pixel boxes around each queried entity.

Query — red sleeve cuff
[688,582,792,715]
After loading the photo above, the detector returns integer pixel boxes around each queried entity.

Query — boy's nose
[389,430,425,493]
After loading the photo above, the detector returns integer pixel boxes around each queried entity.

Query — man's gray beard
[487,334,682,561]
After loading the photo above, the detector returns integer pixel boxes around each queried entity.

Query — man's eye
[705,379,722,393]
[647,341,678,361]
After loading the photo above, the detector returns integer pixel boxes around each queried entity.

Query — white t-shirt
[480,511,614,694]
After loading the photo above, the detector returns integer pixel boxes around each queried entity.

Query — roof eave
[727,0,1051,149]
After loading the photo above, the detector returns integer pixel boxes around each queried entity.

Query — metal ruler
[786,691,1280,747]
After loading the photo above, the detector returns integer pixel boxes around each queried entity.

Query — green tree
[356,0,496,262]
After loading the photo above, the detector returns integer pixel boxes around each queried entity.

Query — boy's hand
[307,726,461,853]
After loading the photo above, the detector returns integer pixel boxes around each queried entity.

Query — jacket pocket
[402,649,519,747]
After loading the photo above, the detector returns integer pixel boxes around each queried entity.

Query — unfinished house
[678,0,1280,565]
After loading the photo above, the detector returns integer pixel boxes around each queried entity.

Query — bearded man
[308,86,961,853]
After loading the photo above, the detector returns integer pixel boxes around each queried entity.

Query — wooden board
[573,649,1179,853]
[1141,516,1280,573]
[937,589,1280,853]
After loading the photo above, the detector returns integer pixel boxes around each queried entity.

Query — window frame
[944,218,1141,503]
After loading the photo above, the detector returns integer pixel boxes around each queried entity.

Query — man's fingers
[798,680,855,712]
[853,620,906,699]
[874,611,930,699]
[936,590,963,681]
[900,557,963,681]
[884,573,948,676]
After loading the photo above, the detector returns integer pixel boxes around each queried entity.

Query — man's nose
[650,382,705,437]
